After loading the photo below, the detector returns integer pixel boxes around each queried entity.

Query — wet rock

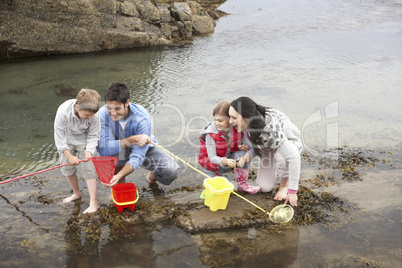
[37,195,54,204]
[0,0,226,59]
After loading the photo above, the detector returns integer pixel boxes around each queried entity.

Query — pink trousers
[256,149,290,193]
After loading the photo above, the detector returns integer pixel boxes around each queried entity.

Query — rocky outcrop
[0,0,226,59]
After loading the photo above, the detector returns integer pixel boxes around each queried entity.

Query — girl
[229,97,302,206]
[198,101,261,194]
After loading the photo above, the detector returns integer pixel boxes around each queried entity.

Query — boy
[54,88,101,214]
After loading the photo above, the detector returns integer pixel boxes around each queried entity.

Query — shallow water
[1,0,402,267]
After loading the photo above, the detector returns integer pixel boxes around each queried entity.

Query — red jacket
[198,124,242,175]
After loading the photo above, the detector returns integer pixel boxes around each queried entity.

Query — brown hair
[213,101,231,118]
[76,88,101,113]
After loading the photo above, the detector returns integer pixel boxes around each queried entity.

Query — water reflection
[0,47,171,176]
[195,225,300,267]
[153,226,206,267]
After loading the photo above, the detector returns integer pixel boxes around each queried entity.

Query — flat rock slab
[170,191,282,233]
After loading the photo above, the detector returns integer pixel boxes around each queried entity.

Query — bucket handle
[111,188,139,206]
[200,190,216,199]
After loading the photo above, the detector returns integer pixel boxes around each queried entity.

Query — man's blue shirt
[97,103,157,169]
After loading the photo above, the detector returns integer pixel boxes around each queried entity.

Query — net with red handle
[91,156,117,183]
[0,156,117,185]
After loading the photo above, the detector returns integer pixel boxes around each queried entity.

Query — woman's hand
[285,193,298,206]
[236,154,251,168]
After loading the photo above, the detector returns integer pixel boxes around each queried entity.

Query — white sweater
[246,109,302,191]
[54,99,100,154]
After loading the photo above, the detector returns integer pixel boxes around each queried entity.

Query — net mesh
[91,156,117,183]
[269,204,294,223]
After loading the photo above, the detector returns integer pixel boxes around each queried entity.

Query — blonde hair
[213,101,231,118]
[76,88,100,113]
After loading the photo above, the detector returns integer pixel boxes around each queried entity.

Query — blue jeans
[140,146,180,185]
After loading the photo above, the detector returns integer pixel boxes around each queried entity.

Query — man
[97,82,179,187]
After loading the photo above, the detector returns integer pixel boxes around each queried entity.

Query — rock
[171,2,192,22]
[99,29,153,49]
[174,194,277,234]
[0,0,225,59]
[157,4,173,24]
[118,1,139,17]
[192,15,216,35]
[135,0,161,23]
[188,1,207,16]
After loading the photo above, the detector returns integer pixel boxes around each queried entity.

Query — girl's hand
[224,159,237,168]
[238,144,249,151]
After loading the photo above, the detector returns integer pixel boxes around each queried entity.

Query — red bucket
[111,183,139,212]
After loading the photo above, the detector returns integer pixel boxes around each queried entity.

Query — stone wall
[0,0,225,59]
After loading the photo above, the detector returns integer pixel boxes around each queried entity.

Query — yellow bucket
[200,176,234,211]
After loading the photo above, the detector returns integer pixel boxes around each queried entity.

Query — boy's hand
[67,155,80,166]
[83,151,92,162]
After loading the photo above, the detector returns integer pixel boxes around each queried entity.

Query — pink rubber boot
[235,168,261,194]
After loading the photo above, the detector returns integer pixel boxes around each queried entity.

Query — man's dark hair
[104,82,130,104]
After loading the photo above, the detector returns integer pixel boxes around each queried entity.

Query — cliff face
[0,0,226,59]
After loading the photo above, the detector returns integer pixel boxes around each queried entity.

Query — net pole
[231,191,268,214]
[153,143,212,179]
[153,143,270,214]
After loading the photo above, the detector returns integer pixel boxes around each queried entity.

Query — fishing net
[91,156,117,183]
[269,204,294,223]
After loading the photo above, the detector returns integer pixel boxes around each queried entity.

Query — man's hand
[121,134,152,149]
[102,164,134,188]
[135,134,152,147]
[102,174,121,187]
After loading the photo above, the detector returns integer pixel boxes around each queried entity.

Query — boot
[235,168,261,194]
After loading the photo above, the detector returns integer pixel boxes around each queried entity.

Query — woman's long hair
[230,96,268,156]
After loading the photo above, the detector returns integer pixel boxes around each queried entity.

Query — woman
[229,97,302,206]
